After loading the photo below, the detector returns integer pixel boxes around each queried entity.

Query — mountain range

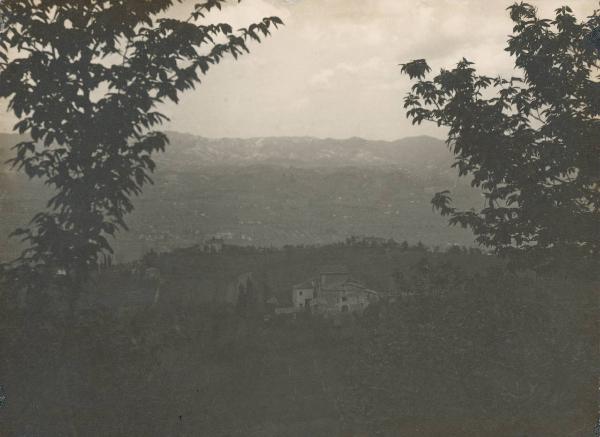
[0,131,480,262]
[158,132,454,170]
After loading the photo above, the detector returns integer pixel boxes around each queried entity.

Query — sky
[1,0,598,140]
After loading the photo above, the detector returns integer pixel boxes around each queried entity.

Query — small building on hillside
[290,265,378,315]
[292,280,316,309]
[319,264,349,289]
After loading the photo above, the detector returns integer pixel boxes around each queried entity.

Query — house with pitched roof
[292,280,316,309]
[291,265,378,315]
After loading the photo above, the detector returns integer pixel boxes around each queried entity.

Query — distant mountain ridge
[158,131,452,171]
[0,131,477,263]
[0,131,452,171]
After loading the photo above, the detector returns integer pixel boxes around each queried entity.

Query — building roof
[319,264,349,274]
[321,279,378,295]
[320,277,349,291]
[293,280,315,290]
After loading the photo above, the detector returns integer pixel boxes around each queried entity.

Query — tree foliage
[401,3,600,269]
[0,0,282,288]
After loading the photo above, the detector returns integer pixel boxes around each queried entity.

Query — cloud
[1,0,598,140]
[310,68,335,86]
[309,57,385,86]
[156,0,600,140]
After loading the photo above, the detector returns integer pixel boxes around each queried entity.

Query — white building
[291,265,378,315]
[292,280,316,309]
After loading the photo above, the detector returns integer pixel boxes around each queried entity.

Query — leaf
[400,59,431,80]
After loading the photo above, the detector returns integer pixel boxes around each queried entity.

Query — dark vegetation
[0,242,596,436]
[401,4,600,269]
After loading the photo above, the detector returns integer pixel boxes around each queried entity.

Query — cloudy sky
[1,0,597,140]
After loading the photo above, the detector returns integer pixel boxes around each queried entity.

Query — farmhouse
[291,265,378,315]
[292,280,316,308]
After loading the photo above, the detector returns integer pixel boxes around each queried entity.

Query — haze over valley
[0,132,480,262]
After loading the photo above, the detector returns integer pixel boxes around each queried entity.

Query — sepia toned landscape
[0,0,599,436]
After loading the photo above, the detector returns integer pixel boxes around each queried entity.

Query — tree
[401,3,599,270]
[0,0,282,291]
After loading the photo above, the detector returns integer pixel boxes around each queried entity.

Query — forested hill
[0,132,480,262]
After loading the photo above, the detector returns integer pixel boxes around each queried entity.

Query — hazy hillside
[0,132,480,262]
[159,132,455,171]
[0,131,457,176]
